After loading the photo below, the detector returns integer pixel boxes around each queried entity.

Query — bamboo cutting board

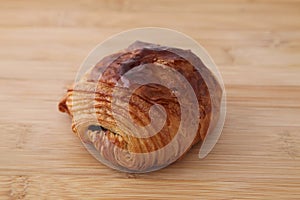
[0,0,299,199]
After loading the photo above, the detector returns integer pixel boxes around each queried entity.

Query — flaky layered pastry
[59,41,222,172]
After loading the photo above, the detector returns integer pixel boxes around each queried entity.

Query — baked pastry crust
[59,41,222,172]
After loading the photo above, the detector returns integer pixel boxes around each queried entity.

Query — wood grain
[0,0,299,199]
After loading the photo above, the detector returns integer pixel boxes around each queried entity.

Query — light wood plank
[0,0,299,199]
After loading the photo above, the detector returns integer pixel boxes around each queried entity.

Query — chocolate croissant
[59,41,222,172]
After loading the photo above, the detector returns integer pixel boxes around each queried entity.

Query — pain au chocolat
[58,41,222,172]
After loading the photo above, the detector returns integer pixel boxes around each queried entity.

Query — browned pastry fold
[59,41,222,172]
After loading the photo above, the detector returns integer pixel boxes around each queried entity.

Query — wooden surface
[0,0,300,199]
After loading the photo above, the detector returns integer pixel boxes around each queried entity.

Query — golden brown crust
[58,41,222,172]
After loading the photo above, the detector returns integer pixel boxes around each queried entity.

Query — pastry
[59,41,222,172]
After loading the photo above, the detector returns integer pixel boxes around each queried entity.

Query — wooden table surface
[0,0,300,199]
